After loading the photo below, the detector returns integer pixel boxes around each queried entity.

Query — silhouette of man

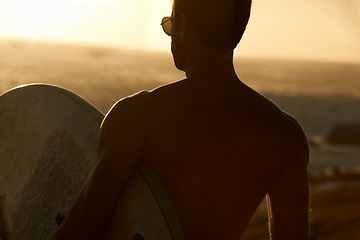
[51,0,309,239]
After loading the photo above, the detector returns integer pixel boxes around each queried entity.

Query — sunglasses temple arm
[160,17,173,25]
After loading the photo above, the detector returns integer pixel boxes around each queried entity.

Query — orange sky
[0,0,359,63]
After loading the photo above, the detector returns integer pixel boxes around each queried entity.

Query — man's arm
[50,93,147,240]
[266,127,310,240]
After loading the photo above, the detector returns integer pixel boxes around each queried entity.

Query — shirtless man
[51,0,309,239]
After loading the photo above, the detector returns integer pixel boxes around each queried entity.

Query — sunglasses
[161,16,174,36]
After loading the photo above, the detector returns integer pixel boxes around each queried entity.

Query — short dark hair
[173,0,252,52]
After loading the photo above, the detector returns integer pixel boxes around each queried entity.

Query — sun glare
[0,0,359,62]
[0,0,171,49]
[1,0,95,39]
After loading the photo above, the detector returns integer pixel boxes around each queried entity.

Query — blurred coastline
[1,39,360,239]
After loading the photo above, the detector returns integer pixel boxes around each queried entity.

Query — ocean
[1,39,360,177]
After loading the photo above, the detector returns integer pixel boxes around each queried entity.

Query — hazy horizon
[1,0,359,63]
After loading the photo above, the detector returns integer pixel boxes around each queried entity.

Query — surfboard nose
[0,84,104,240]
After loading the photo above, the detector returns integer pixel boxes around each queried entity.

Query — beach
[1,39,360,239]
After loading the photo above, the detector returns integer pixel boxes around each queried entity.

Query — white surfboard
[0,84,184,240]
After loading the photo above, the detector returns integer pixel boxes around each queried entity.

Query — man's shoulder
[113,90,151,109]
[280,111,307,143]
[101,79,184,126]
[149,79,187,97]
[99,91,150,146]
[251,92,306,141]
[279,111,309,164]
[252,94,309,160]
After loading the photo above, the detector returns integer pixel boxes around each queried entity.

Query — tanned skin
[50,5,309,240]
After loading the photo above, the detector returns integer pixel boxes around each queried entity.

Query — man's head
[172,0,252,53]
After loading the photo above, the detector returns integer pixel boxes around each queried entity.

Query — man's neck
[184,49,243,93]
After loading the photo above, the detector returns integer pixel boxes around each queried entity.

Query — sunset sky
[0,0,359,63]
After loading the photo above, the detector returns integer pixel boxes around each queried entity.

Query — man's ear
[179,14,192,40]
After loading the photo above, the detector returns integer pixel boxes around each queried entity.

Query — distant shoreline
[2,37,360,66]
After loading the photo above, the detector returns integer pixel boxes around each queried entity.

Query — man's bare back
[51,77,308,240]
[103,78,309,240]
